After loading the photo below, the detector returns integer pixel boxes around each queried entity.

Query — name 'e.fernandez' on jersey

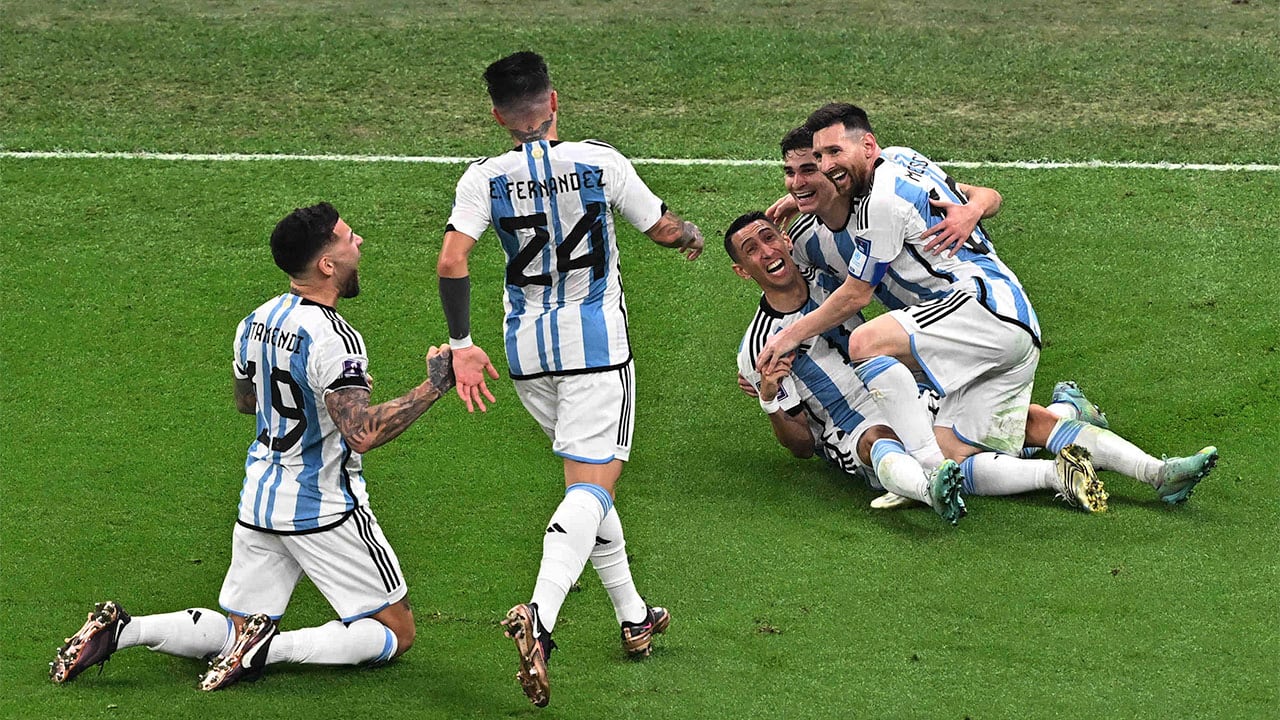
[447,139,666,379]
[735,271,870,473]
[787,146,1040,345]
[233,293,372,534]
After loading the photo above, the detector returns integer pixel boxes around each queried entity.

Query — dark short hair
[780,126,814,158]
[723,210,771,263]
[804,102,873,136]
[484,51,552,110]
[270,202,340,277]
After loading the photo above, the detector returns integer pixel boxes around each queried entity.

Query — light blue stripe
[290,329,323,530]
[252,294,298,527]
[340,600,394,623]
[870,438,907,468]
[960,456,977,494]
[262,295,302,529]
[854,355,899,388]
[566,482,614,514]
[909,335,945,396]
[541,143,565,372]
[951,425,999,453]
[376,626,396,663]
[794,354,865,432]
[557,450,616,465]
[1046,419,1085,454]
[577,160,611,367]
[491,173,526,376]
[524,144,552,375]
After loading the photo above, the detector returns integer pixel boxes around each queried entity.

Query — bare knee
[935,426,979,462]
[372,599,416,658]
[392,620,415,657]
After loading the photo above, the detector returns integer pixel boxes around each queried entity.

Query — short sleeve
[607,151,665,233]
[446,163,494,240]
[233,317,252,379]
[310,327,372,397]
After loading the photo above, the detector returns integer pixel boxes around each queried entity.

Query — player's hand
[450,344,499,413]
[756,330,798,377]
[758,355,793,402]
[424,345,456,399]
[737,372,759,398]
[678,221,704,260]
[765,194,799,229]
[921,198,981,256]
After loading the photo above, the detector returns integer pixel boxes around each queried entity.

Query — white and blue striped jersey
[736,273,872,472]
[447,139,666,379]
[232,293,371,534]
[833,150,1040,345]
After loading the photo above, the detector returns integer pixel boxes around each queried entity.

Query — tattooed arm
[644,209,704,260]
[234,377,256,414]
[324,345,456,454]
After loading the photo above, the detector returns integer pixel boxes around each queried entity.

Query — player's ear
[491,106,507,128]
[549,89,558,113]
[731,263,751,281]
[316,252,336,279]
[862,132,877,157]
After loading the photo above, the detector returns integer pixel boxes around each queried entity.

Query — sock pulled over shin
[590,506,648,625]
[531,483,611,633]
[117,609,234,659]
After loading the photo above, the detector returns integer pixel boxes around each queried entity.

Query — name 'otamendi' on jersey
[233,293,372,534]
[447,139,666,379]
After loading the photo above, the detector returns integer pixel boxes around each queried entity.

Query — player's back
[232,293,370,533]
[855,158,1042,345]
[448,139,665,378]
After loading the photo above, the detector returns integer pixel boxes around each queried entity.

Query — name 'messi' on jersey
[448,139,666,379]
[233,293,373,534]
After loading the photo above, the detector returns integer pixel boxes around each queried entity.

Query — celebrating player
[436,51,702,707]
[51,203,455,690]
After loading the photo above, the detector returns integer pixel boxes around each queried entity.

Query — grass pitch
[2,2,1277,719]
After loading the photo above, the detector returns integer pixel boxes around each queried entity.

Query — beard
[339,269,361,299]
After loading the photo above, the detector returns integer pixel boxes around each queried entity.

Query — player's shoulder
[294,301,365,355]
[557,138,632,165]
[787,212,821,241]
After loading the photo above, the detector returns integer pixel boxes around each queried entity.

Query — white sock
[590,507,648,625]
[118,609,234,659]
[1046,402,1078,420]
[531,483,610,633]
[870,438,932,505]
[855,357,945,470]
[960,453,1057,495]
[1045,419,1162,485]
[266,618,396,665]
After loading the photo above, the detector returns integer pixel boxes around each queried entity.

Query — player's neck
[816,195,852,230]
[762,278,808,314]
[508,115,558,145]
[289,282,338,308]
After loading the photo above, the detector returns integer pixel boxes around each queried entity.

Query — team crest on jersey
[341,359,366,379]
[849,236,872,277]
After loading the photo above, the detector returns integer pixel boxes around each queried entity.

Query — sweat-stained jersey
[232,293,372,534]
[447,139,666,379]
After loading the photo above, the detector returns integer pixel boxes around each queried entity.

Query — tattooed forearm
[427,351,456,395]
[234,377,257,414]
[645,211,699,249]
[325,384,438,454]
[511,116,554,143]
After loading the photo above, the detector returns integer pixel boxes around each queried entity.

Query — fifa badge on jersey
[341,359,366,379]
[850,236,873,278]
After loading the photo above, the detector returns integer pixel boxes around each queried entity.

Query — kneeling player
[51,204,455,690]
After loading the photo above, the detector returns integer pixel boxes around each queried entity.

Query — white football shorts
[890,291,1039,455]
[514,361,635,464]
[219,505,407,622]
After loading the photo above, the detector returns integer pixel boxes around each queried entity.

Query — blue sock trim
[870,438,907,468]
[375,625,396,663]
[853,355,899,388]
[1046,419,1085,454]
[960,456,977,495]
[1020,446,1043,458]
[567,482,613,514]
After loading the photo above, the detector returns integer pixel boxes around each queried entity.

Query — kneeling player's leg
[858,425,931,505]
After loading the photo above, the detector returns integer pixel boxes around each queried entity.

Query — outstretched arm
[757,275,874,371]
[644,209,704,260]
[325,345,455,454]
[438,229,500,412]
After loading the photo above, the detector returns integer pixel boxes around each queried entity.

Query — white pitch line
[1,150,1278,172]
